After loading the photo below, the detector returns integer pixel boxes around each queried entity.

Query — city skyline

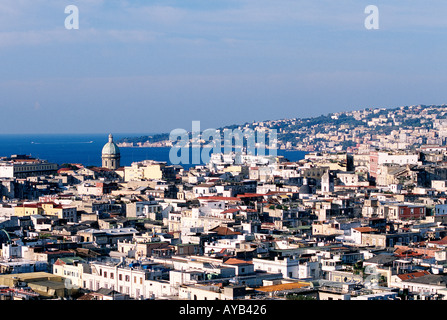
[1,1,447,134]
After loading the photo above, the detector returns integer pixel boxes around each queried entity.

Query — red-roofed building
[390,270,432,290]
[221,208,240,214]
[57,167,73,174]
[224,258,253,265]
[209,225,241,237]
[427,235,447,247]
[353,227,378,233]
[352,227,378,245]
[219,208,241,219]
[395,270,430,282]
[223,258,255,276]
[394,248,423,259]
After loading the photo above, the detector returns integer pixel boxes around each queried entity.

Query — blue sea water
[0,134,307,169]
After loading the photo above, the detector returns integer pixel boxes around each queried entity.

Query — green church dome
[102,134,120,155]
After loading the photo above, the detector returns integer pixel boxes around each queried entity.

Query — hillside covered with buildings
[117,104,447,153]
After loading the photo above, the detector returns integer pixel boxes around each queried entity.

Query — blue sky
[0,0,447,134]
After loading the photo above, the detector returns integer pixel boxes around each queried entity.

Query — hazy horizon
[1,1,446,134]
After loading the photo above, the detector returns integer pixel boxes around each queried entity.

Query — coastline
[116,143,310,152]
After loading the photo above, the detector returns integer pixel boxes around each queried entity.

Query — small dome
[299,184,311,195]
[102,134,120,155]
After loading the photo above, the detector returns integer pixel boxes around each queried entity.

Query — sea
[0,134,307,170]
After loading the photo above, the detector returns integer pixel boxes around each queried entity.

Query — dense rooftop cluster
[4,109,447,300]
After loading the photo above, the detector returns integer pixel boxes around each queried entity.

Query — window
[110,273,114,279]
[125,275,130,282]
[104,272,107,278]
[119,274,122,281]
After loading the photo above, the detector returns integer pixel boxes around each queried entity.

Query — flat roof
[256,282,310,292]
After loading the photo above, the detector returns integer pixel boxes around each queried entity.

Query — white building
[377,152,419,165]
[55,260,172,300]
[52,257,87,289]
[396,274,447,299]
[193,184,217,198]
[0,155,57,178]
[2,243,22,259]
[252,256,321,280]
[432,181,447,192]
[351,291,398,300]
[126,200,163,219]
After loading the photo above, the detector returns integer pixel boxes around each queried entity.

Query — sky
[0,0,447,134]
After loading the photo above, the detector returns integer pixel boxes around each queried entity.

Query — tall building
[102,134,120,170]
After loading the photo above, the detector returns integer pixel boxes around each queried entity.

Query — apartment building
[124,160,176,182]
[56,260,172,299]
[386,203,426,221]
[0,155,57,179]
[126,200,163,219]
[369,151,419,178]
[14,202,77,223]
[252,256,321,280]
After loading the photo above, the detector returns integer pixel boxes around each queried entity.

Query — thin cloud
[0,28,162,47]
[1,1,446,49]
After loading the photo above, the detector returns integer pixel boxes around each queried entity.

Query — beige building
[14,202,77,222]
[312,221,344,236]
[0,272,75,298]
[124,160,166,181]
